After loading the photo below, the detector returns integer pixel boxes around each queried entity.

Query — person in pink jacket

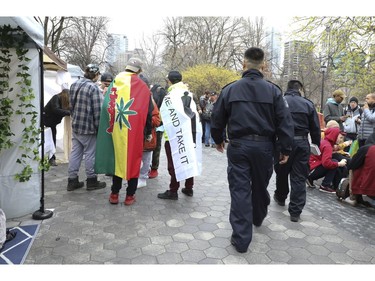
[306,127,347,193]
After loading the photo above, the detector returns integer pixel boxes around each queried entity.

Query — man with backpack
[157,71,202,200]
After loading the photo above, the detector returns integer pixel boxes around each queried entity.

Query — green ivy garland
[0,25,49,182]
[0,26,15,152]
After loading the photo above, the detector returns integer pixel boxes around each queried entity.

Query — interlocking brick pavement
[7,143,375,265]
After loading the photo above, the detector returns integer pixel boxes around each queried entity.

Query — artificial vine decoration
[0,25,15,152]
[0,25,47,182]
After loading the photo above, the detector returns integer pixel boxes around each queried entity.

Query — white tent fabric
[0,17,43,48]
[0,17,43,219]
[44,64,83,162]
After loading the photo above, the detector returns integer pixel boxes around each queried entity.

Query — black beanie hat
[167,71,182,84]
[349,97,359,103]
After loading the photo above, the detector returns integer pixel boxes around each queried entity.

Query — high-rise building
[267,27,283,77]
[106,34,129,71]
[282,40,314,81]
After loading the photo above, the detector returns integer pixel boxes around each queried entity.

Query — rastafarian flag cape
[160,87,202,181]
[95,72,150,179]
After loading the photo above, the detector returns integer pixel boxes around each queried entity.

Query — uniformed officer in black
[211,47,294,253]
[273,80,321,222]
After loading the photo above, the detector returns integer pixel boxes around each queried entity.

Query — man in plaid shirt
[67,64,106,191]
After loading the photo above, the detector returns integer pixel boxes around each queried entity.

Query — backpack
[336,177,350,200]
[181,91,197,144]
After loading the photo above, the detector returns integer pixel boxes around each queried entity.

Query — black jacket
[211,69,294,155]
[284,89,321,146]
[44,94,70,127]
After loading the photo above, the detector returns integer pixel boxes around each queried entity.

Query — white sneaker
[343,197,357,206]
[137,178,147,188]
[362,196,375,207]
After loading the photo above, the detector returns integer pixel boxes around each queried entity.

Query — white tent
[42,47,84,162]
[0,17,44,219]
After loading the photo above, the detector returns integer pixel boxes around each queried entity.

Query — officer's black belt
[238,134,273,142]
[294,135,308,140]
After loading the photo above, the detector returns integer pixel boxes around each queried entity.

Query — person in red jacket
[306,127,347,193]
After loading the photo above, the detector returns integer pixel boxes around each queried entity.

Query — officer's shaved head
[244,47,264,70]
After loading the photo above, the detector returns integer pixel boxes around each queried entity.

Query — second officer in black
[211,47,294,253]
[273,80,321,222]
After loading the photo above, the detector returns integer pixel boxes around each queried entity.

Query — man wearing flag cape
[95,58,153,205]
[157,71,202,200]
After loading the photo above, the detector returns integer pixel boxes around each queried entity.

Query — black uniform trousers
[227,138,273,251]
[274,139,310,216]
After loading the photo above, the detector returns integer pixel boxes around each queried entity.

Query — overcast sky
[108,16,294,50]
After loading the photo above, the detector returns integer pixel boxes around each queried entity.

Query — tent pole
[33,47,53,220]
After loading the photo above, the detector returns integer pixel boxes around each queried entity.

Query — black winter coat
[44,94,70,127]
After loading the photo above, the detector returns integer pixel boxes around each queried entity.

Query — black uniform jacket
[284,89,321,146]
[211,69,294,155]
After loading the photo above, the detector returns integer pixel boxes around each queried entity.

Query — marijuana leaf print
[115,97,137,130]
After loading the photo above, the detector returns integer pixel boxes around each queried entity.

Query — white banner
[160,88,202,181]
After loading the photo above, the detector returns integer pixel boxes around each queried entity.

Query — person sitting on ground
[306,127,348,193]
[322,120,352,161]
[345,132,375,207]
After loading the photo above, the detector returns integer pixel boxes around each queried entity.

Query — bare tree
[159,16,272,73]
[36,16,73,54]
[58,17,110,70]
[139,32,166,85]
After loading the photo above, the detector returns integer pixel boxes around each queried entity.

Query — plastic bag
[349,139,359,157]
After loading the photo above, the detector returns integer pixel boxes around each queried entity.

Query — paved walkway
[7,144,375,267]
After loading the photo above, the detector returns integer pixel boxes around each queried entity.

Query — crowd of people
[42,47,375,254]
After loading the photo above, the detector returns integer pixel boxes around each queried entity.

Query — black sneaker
[230,235,247,253]
[290,215,300,222]
[49,158,58,166]
[273,194,285,206]
[181,188,193,197]
[157,190,178,200]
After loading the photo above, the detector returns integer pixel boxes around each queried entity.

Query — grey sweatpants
[68,131,97,179]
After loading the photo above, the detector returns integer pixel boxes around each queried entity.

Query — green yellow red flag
[95,72,150,179]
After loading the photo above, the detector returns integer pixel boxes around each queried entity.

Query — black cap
[100,72,113,82]
[167,71,182,84]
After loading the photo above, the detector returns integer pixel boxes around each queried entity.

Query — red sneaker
[319,185,335,194]
[109,193,119,204]
[149,169,158,179]
[124,195,136,205]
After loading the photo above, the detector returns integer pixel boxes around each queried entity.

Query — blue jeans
[204,121,214,145]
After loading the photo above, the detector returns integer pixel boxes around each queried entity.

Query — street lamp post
[320,64,327,113]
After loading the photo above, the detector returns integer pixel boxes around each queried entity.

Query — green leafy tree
[292,16,375,101]
[182,64,240,97]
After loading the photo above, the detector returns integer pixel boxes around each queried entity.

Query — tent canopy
[0,17,43,49]
[43,46,67,71]
[0,16,43,219]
